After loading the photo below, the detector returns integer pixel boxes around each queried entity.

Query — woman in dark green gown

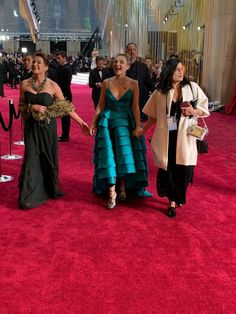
[90,53,151,209]
[18,52,89,209]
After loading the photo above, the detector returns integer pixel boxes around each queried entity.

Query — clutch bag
[187,117,208,141]
[187,124,208,140]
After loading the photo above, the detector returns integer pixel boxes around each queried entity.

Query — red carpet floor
[0,84,235,314]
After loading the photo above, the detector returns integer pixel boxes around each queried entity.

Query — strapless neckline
[25,91,53,98]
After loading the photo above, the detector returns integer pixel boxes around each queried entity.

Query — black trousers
[61,116,71,139]
[0,81,4,96]
[156,130,194,204]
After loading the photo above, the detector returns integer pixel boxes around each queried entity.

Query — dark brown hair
[56,51,67,58]
[34,52,49,66]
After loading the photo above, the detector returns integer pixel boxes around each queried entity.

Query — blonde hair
[116,53,131,65]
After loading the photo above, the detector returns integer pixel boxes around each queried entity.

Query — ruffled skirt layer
[93,110,150,196]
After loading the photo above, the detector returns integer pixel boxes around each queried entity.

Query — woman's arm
[90,79,107,135]
[131,80,143,137]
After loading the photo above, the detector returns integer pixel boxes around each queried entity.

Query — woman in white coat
[143,58,209,218]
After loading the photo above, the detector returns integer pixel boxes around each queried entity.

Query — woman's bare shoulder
[128,77,137,86]
[47,77,55,86]
[47,78,59,90]
[21,77,31,87]
[102,78,110,87]
[20,78,32,91]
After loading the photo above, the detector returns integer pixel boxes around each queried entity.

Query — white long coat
[143,82,210,170]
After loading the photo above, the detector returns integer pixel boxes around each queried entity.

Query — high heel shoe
[108,191,117,209]
[118,187,126,201]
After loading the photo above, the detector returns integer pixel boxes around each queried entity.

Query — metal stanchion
[14,76,24,146]
[14,115,24,146]
[0,133,13,182]
[1,99,22,160]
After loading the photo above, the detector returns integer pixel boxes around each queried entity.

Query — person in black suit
[21,54,33,81]
[56,51,72,142]
[126,43,155,121]
[0,58,6,97]
[89,56,111,108]
[48,54,59,82]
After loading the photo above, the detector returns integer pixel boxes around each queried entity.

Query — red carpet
[0,84,235,313]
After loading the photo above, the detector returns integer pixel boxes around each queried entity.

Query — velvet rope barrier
[0,99,21,132]
[1,99,22,161]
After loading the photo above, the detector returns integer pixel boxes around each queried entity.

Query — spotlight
[182,21,192,30]
[197,24,205,31]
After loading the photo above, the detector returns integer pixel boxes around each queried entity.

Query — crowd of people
[0,43,210,218]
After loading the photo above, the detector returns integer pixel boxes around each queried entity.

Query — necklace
[114,78,128,86]
[31,76,47,93]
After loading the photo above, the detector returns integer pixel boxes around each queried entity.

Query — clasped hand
[133,126,143,137]
[89,124,97,136]
[31,104,46,113]
[80,121,90,135]
[89,125,143,138]
[181,103,194,117]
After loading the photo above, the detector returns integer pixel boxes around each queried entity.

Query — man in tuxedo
[89,56,111,108]
[48,53,59,82]
[126,43,155,121]
[21,54,33,81]
[56,51,72,142]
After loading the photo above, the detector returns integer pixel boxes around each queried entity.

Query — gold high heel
[108,188,117,209]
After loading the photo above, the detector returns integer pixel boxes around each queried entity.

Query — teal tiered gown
[93,88,151,197]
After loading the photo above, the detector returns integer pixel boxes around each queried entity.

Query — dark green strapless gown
[93,88,151,196]
[18,92,63,209]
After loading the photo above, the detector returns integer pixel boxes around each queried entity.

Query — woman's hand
[80,121,90,135]
[181,102,195,117]
[89,124,97,136]
[133,126,143,137]
[31,104,47,114]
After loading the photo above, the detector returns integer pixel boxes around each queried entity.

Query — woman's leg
[108,185,117,209]
[118,178,126,201]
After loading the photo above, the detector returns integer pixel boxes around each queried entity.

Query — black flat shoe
[167,206,176,218]
[57,137,69,142]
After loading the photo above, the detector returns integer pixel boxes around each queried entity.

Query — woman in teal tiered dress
[90,53,151,209]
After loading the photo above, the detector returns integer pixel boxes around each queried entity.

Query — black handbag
[197,139,208,154]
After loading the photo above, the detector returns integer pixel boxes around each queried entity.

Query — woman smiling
[90,53,151,209]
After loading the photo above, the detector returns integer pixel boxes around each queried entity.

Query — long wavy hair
[157,58,190,94]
